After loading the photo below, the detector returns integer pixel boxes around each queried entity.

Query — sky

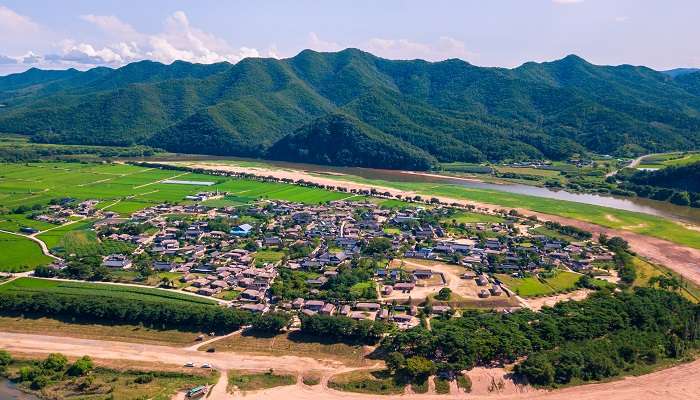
[1,0,699,76]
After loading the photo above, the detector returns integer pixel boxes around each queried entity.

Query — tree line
[0,291,252,333]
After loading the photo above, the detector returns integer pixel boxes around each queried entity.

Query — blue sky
[1,0,698,75]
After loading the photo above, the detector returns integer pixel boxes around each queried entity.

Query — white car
[184,362,195,368]
[201,363,212,369]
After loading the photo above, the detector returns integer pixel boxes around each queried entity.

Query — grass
[35,219,95,249]
[543,271,583,292]
[302,372,322,386]
[441,211,504,224]
[0,232,53,272]
[255,250,285,263]
[631,257,700,303]
[434,377,451,394]
[495,274,555,297]
[383,227,401,235]
[228,370,296,392]
[4,360,216,400]
[0,316,204,346]
[328,369,405,395]
[203,331,368,367]
[0,277,218,305]
[456,374,472,393]
[411,379,428,393]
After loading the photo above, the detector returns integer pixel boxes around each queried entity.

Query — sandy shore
[174,162,700,286]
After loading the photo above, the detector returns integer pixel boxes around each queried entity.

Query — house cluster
[31,199,100,225]
[88,195,614,328]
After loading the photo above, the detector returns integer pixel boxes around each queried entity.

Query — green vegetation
[3,51,700,168]
[228,370,296,392]
[0,278,253,333]
[618,161,700,207]
[495,271,588,297]
[0,232,53,272]
[328,370,406,395]
[456,375,472,392]
[1,352,215,400]
[441,211,503,224]
[434,377,451,394]
[381,288,699,387]
[0,277,217,305]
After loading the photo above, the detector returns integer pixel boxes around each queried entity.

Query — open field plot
[228,370,296,392]
[0,316,203,346]
[3,359,217,400]
[203,331,369,367]
[35,218,94,249]
[638,152,700,169]
[441,211,504,224]
[0,232,53,272]
[632,257,700,302]
[328,369,405,395]
[495,270,583,297]
[0,277,218,305]
[0,162,360,231]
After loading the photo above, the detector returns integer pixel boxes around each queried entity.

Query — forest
[3,50,700,169]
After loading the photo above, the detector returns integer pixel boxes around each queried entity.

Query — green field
[0,277,218,305]
[638,152,700,169]
[495,271,583,297]
[441,211,504,224]
[0,162,354,235]
[0,232,53,272]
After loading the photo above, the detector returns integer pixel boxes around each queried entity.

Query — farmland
[0,162,352,234]
[0,277,218,306]
[0,232,53,272]
[495,270,584,297]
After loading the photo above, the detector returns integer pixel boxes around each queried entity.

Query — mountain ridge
[1,48,700,170]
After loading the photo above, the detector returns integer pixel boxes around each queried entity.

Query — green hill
[1,49,700,169]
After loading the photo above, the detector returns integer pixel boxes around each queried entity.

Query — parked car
[201,363,212,369]
[184,362,195,367]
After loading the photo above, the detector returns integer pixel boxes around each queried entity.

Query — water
[132,154,700,225]
[0,379,39,400]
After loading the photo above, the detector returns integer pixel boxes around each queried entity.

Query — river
[132,154,700,225]
[0,379,39,400]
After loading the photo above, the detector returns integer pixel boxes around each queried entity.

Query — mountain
[661,68,700,78]
[1,49,700,170]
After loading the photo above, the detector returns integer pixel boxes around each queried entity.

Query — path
[133,172,190,189]
[1,332,699,400]
[177,162,700,287]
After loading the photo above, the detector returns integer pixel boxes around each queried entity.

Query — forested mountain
[1,49,700,170]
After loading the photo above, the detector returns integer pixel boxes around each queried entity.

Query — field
[0,277,218,306]
[0,232,53,271]
[4,358,217,400]
[202,331,368,367]
[495,270,583,297]
[638,152,700,169]
[328,369,405,395]
[441,211,504,224]
[0,162,353,235]
[0,316,203,346]
[228,370,296,392]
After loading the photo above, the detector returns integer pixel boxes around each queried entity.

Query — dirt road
[2,332,699,400]
[176,162,700,286]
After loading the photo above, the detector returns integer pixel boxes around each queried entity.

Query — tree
[403,356,436,381]
[517,353,554,386]
[252,312,292,334]
[385,352,406,374]
[364,237,393,255]
[67,356,94,377]
[42,353,68,372]
[435,288,452,301]
[0,350,11,366]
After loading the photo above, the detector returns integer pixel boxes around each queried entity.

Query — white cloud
[0,54,18,65]
[309,33,477,62]
[308,32,342,52]
[615,16,630,23]
[0,5,41,36]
